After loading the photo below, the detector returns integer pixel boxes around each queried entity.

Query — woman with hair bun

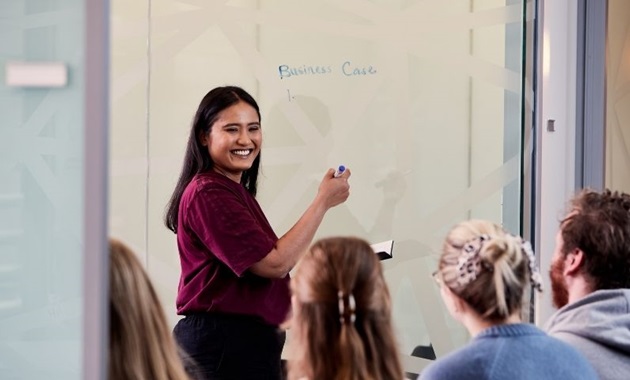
[287,236,404,380]
[420,220,597,380]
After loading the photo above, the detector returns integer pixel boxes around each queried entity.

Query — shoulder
[543,332,610,365]
[546,289,630,328]
[193,172,238,192]
[178,175,252,229]
[533,332,585,354]
[490,325,587,362]
[184,173,244,204]
[524,334,598,378]
[420,344,485,380]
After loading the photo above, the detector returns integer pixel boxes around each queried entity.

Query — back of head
[288,237,403,380]
[561,189,630,290]
[439,220,542,322]
[109,239,189,380]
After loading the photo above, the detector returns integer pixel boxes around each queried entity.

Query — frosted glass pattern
[0,1,85,378]
[110,0,534,375]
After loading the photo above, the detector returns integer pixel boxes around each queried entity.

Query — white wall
[606,0,630,192]
[535,0,578,325]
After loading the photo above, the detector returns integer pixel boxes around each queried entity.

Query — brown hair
[439,220,532,321]
[109,239,190,380]
[288,237,403,380]
[560,189,630,290]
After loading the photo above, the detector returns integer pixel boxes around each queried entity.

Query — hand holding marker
[334,165,346,178]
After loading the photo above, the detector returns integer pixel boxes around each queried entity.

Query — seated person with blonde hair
[420,220,597,380]
[287,236,404,380]
[109,239,192,380]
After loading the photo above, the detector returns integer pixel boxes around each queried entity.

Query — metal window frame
[576,0,607,190]
[83,0,109,378]
[521,0,538,247]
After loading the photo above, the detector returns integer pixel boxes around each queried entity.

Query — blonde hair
[109,239,190,380]
[288,237,403,380]
[439,220,532,321]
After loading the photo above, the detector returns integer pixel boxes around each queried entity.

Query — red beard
[550,258,569,308]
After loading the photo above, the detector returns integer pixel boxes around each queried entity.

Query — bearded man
[545,189,630,380]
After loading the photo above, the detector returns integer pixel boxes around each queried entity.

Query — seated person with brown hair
[545,189,630,380]
[287,236,404,380]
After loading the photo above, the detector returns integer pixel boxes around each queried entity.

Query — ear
[198,130,209,147]
[451,293,466,314]
[564,249,585,276]
[441,285,465,316]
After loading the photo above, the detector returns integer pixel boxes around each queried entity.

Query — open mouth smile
[231,149,253,157]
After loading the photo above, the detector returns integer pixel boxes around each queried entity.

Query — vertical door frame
[534,0,579,325]
[83,0,109,378]
[533,0,608,325]
[576,0,607,190]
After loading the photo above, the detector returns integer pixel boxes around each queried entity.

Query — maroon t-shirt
[175,171,290,326]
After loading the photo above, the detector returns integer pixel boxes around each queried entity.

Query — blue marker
[334,165,346,178]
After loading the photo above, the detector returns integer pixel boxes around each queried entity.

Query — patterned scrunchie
[517,238,544,292]
[455,234,543,292]
[456,234,490,287]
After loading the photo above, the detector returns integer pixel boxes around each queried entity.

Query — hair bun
[480,236,511,265]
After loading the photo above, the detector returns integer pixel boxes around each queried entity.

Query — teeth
[232,150,251,156]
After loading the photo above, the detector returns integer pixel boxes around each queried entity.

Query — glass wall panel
[0,0,86,378]
[110,0,533,374]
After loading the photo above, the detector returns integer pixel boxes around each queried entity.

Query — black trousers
[174,313,286,380]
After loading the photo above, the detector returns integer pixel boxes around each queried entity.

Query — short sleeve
[185,185,276,277]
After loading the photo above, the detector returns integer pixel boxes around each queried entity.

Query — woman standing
[164,86,350,380]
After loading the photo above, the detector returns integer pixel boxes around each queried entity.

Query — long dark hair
[164,86,261,233]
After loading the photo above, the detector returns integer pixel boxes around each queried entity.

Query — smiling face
[201,101,261,183]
